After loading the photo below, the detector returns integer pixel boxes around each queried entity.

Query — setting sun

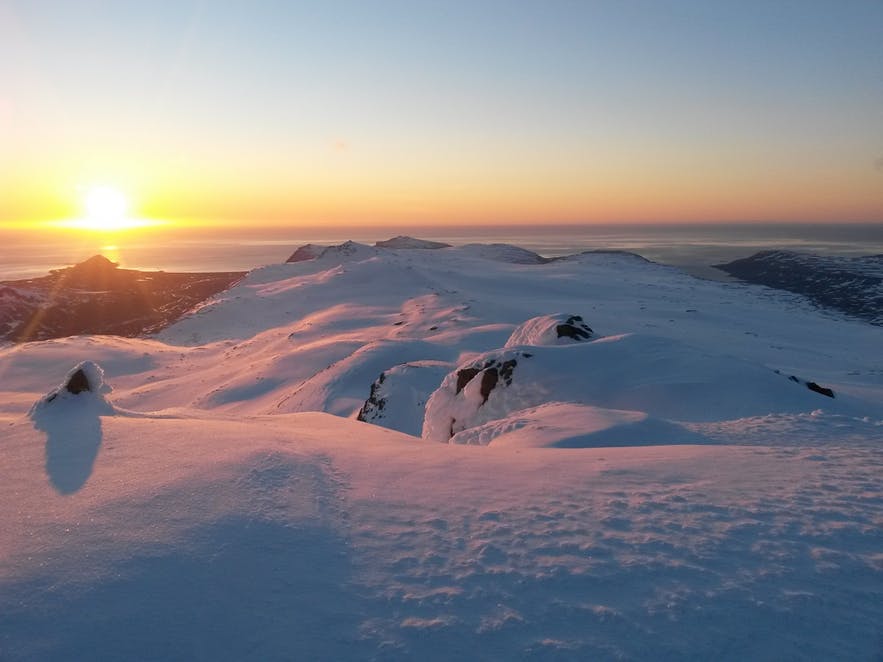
[84,186,128,227]
[48,185,162,232]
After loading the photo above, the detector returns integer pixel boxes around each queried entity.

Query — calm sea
[2,222,881,280]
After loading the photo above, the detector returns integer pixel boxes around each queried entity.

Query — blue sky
[2,0,881,224]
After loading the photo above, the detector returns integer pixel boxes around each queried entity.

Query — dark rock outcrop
[556,315,594,341]
[453,358,519,405]
[806,381,835,398]
[65,368,93,394]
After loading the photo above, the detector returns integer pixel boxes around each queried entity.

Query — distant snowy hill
[1,238,882,660]
[717,250,883,325]
[375,235,451,249]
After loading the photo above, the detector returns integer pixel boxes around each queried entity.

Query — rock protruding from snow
[775,370,836,399]
[423,349,535,441]
[30,361,114,415]
[285,244,326,263]
[375,236,451,250]
[357,361,452,436]
[505,313,595,347]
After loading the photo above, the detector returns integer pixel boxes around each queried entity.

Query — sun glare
[52,185,160,231]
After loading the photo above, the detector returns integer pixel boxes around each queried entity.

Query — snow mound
[375,236,451,249]
[27,361,115,495]
[422,334,857,441]
[505,313,596,347]
[456,243,547,264]
[451,402,710,447]
[29,361,114,416]
[357,360,454,436]
[277,339,457,417]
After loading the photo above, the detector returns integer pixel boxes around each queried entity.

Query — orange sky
[2,2,881,228]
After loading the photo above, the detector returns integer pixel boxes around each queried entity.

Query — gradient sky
[1,0,882,226]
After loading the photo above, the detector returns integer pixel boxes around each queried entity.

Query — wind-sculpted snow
[450,402,711,447]
[2,414,883,659]
[422,334,858,442]
[1,240,883,659]
[275,339,457,417]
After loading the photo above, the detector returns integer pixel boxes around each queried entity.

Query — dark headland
[0,255,245,342]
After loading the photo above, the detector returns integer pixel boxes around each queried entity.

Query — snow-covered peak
[285,243,326,263]
[316,240,380,262]
[285,241,380,264]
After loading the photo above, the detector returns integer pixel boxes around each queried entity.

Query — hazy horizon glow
[2,1,882,227]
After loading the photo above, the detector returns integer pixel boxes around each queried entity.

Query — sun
[52,185,158,231]
[81,185,131,230]
[85,186,128,224]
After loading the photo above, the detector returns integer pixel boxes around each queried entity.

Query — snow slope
[1,240,882,660]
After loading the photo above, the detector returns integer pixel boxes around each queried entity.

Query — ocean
[2,222,881,281]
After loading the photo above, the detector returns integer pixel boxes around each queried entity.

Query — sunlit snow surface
[1,243,882,660]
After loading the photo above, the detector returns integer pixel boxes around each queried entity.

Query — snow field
[1,240,882,659]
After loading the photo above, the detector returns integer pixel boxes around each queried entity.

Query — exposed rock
[424,351,532,440]
[456,368,481,394]
[65,368,93,394]
[806,382,835,398]
[479,369,499,403]
[556,315,594,341]
[774,370,836,399]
